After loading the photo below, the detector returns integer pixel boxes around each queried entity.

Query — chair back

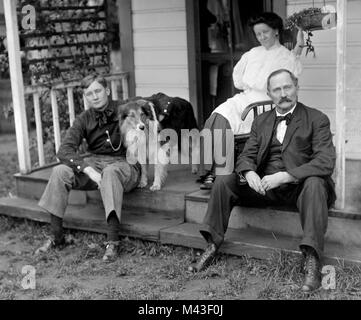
[235,100,275,160]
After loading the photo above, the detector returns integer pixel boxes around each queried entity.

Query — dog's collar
[161,101,172,115]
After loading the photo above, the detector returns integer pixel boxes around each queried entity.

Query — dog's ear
[141,101,157,121]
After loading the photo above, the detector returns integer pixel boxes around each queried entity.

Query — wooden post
[67,87,75,126]
[122,76,129,100]
[111,80,119,101]
[3,0,31,174]
[50,89,61,153]
[33,92,45,167]
[335,0,347,210]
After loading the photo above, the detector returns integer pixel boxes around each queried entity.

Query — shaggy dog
[142,92,200,174]
[118,100,168,191]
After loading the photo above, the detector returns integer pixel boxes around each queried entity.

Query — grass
[0,215,361,300]
[0,136,360,300]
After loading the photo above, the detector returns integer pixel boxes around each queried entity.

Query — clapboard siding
[131,0,189,100]
[287,0,361,158]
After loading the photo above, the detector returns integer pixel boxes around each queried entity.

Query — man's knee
[214,173,238,190]
[303,177,326,190]
[51,164,74,182]
[102,162,130,182]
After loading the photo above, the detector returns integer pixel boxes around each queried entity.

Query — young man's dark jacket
[235,102,336,206]
[56,100,128,173]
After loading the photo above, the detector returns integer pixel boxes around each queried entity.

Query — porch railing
[24,72,129,171]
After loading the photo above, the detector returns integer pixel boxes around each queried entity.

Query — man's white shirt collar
[275,103,297,118]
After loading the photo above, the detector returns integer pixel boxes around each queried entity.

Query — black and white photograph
[0,0,360,304]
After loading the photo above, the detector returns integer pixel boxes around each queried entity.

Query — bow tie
[94,108,115,127]
[275,113,292,126]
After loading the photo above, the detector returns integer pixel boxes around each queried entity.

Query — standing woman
[199,12,304,189]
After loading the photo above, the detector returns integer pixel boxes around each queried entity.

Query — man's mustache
[278,97,292,103]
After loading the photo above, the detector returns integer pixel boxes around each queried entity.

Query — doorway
[186,0,286,126]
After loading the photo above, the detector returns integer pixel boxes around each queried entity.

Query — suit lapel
[282,103,302,152]
[259,111,276,163]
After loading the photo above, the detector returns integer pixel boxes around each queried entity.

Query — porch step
[0,197,183,241]
[160,223,361,266]
[185,190,361,247]
[14,165,199,216]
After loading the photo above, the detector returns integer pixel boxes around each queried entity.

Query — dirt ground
[1,133,361,300]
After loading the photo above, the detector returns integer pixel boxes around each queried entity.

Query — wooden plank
[185,0,203,124]
[335,0,347,210]
[0,197,183,242]
[110,79,119,101]
[33,92,45,167]
[67,87,75,126]
[122,76,129,100]
[50,89,61,153]
[118,0,136,97]
[160,223,361,266]
[3,0,31,174]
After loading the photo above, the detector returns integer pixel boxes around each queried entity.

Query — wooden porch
[1,0,360,268]
[1,162,361,266]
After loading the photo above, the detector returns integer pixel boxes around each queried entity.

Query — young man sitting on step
[37,73,141,262]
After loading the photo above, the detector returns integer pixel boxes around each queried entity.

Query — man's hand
[83,166,102,188]
[261,172,297,192]
[244,171,265,196]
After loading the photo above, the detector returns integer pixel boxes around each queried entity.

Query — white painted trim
[133,27,186,33]
[3,0,31,174]
[132,8,185,14]
[335,0,347,210]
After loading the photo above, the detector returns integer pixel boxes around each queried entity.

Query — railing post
[33,92,45,167]
[4,0,31,174]
[111,80,119,101]
[67,87,76,126]
[122,75,129,100]
[50,89,61,153]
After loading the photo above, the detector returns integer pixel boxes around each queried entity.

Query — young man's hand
[244,171,266,196]
[261,172,297,192]
[83,166,102,188]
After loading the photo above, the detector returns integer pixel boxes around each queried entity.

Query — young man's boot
[35,214,67,255]
[103,211,121,262]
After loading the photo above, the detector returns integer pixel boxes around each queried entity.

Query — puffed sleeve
[232,51,250,90]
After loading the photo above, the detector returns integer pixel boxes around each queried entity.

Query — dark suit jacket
[235,102,336,204]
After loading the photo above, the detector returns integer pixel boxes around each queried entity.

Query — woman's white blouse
[232,44,302,92]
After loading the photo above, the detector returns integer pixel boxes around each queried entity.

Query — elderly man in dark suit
[189,69,336,292]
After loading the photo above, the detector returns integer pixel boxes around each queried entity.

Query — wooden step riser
[0,198,183,242]
[160,223,361,267]
[15,177,185,216]
[186,200,361,247]
[87,189,185,217]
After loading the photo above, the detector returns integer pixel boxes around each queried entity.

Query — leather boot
[102,241,120,262]
[188,243,218,272]
[302,248,321,292]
